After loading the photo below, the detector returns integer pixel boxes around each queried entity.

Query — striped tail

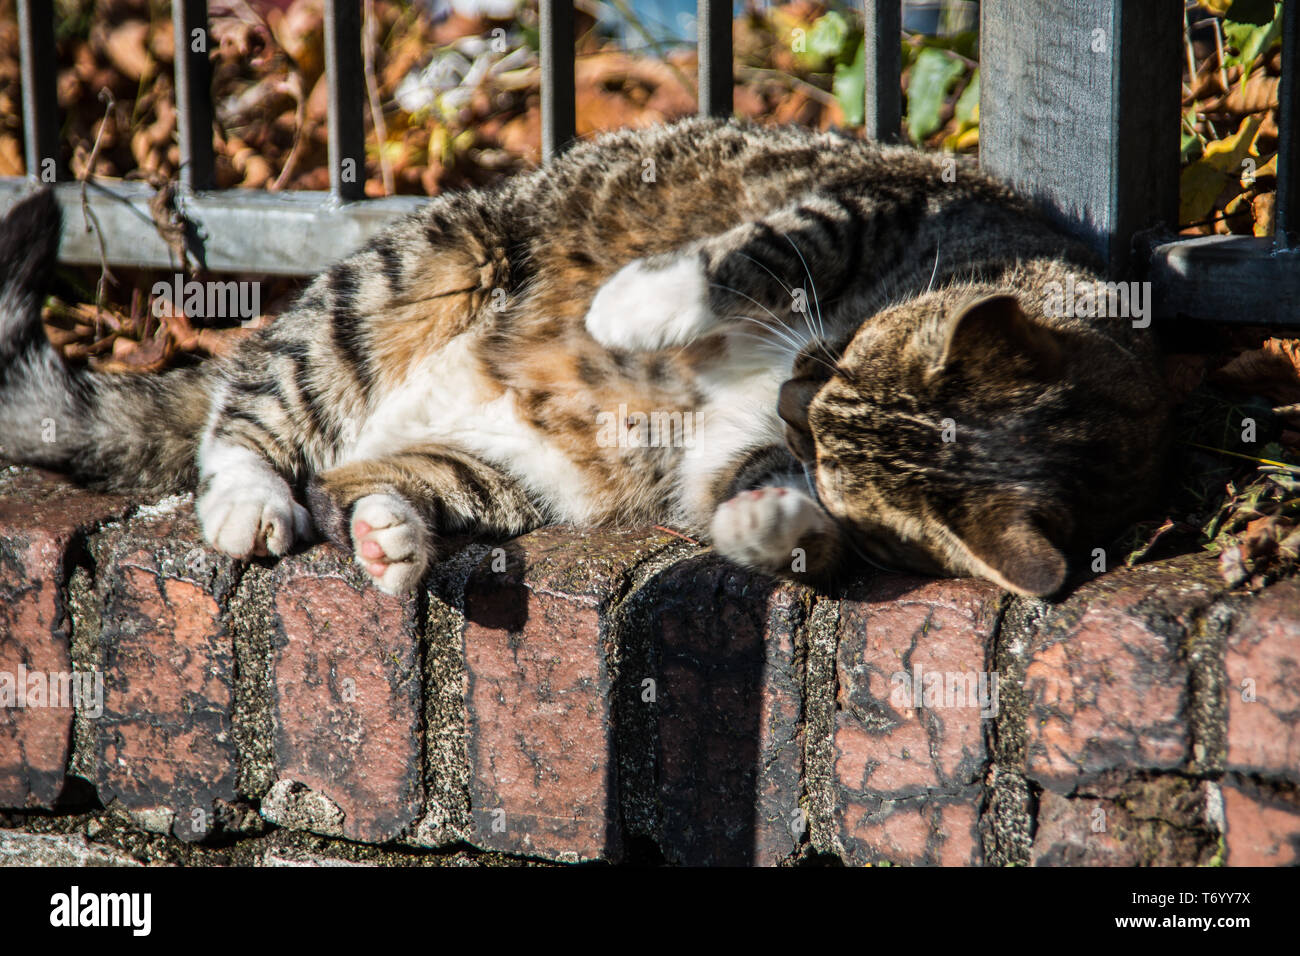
[0,188,212,496]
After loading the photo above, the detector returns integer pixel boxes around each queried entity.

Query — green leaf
[906,47,963,143]
[954,68,979,125]
[1178,114,1262,224]
[834,39,866,126]
[809,11,850,60]
[1222,4,1283,83]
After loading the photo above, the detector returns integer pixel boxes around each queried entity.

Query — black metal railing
[0,1,1296,323]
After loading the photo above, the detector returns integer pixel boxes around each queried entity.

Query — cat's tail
[0,188,212,496]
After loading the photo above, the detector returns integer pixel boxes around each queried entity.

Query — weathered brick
[837,796,981,866]
[1222,782,1300,866]
[91,500,239,842]
[1030,776,1219,866]
[832,575,1001,865]
[267,546,423,845]
[1024,558,1220,790]
[1224,578,1300,781]
[0,469,127,809]
[638,556,806,866]
[0,829,142,867]
[462,527,674,863]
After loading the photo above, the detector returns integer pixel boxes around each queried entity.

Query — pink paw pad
[352,518,390,574]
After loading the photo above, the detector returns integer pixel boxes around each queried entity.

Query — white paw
[198,470,310,559]
[584,255,714,351]
[350,493,429,595]
[710,486,835,574]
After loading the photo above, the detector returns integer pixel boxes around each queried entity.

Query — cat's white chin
[350,492,430,595]
[584,254,714,351]
[709,485,834,574]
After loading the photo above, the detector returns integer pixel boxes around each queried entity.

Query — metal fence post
[16,0,59,183]
[325,0,366,201]
[174,0,216,191]
[981,0,1182,274]
[540,0,577,160]
[863,0,901,142]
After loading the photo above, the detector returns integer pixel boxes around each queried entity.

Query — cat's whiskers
[725,328,811,372]
[708,283,809,352]
[926,237,943,294]
[733,251,795,299]
[783,235,828,343]
[726,316,813,363]
[709,280,840,375]
[727,319,841,378]
[780,236,844,370]
[730,250,828,355]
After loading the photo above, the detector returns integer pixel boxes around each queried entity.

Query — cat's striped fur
[0,118,1170,596]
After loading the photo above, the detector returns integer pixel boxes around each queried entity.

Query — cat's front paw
[351,493,430,595]
[585,255,714,351]
[710,486,837,576]
[198,472,311,559]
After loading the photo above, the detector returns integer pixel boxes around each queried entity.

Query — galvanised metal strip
[173,0,216,191]
[863,0,901,143]
[0,179,426,275]
[698,0,733,118]
[540,0,576,160]
[1148,233,1299,322]
[16,0,59,183]
[1276,1,1298,249]
[325,0,366,201]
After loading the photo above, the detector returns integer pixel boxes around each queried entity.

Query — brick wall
[1,465,1298,866]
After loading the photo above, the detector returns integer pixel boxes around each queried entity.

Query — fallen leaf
[103,21,152,84]
[1179,114,1262,224]
[1211,338,1300,405]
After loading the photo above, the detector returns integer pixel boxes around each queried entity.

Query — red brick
[268,547,423,845]
[0,469,127,809]
[642,556,806,866]
[1031,777,1218,866]
[1024,558,1219,789]
[1222,783,1300,866]
[1224,578,1300,781]
[838,797,980,866]
[834,576,1002,796]
[92,503,238,842]
[462,527,676,863]
[831,575,1001,865]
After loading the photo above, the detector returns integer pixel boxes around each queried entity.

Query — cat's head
[779,288,1169,596]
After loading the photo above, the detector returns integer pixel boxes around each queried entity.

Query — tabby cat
[0,118,1170,597]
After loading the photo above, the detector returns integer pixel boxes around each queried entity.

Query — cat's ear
[777,377,819,462]
[949,512,1067,597]
[778,349,834,462]
[930,294,1062,380]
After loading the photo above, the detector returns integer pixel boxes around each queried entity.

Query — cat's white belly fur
[341,330,791,530]
[677,347,789,524]
[343,333,600,523]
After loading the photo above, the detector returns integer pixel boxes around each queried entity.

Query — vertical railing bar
[1275,2,1298,249]
[174,0,215,191]
[540,0,576,161]
[325,0,366,201]
[863,0,902,142]
[16,0,60,183]
[698,0,733,117]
